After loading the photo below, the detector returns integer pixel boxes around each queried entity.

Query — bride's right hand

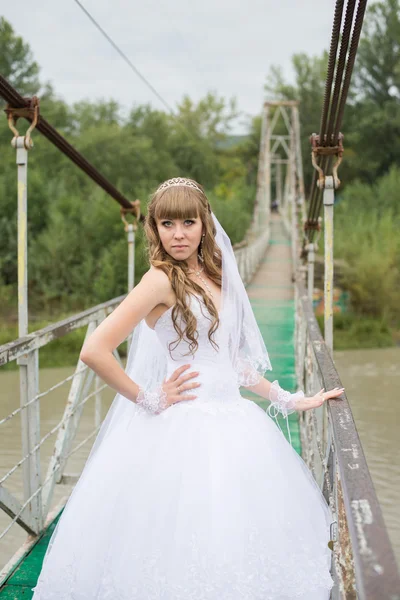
[162,364,200,407]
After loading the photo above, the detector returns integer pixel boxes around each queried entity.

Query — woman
[32,177,344,599]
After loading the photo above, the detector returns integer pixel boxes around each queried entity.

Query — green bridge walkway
[242,213,301,453]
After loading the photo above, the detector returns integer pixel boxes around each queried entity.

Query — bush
[327,168,400,326]
[316,312,394,350]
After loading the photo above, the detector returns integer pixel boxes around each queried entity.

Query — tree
[236,115,262,188]
[0,17,40,95]
[354,0,400,103]
[168,92,240,189]
[71,100,122,134]
[343,0,400,180]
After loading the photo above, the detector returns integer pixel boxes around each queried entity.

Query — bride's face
[156,216,203,262]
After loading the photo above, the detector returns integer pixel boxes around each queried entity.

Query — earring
[199,234,205,262]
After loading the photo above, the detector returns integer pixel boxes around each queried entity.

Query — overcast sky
[2,0,337,133]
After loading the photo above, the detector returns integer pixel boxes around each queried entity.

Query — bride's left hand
[294,387,345,412]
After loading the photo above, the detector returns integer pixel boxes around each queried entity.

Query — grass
[316,312,396,350]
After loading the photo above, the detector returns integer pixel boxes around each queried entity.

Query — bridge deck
[0,213,301,598]
[242,213,301,452]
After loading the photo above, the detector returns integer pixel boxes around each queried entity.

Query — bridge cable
[71,0,227,148]
[0,74,133,209]
[308,0,354,227]
[303,0,368,251]
[309,0,358,227]
[72,0,176,116]
[307,0,356,228]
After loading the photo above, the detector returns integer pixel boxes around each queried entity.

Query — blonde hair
[144,178,222,356]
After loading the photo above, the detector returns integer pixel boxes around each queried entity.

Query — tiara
[156,177,203,194]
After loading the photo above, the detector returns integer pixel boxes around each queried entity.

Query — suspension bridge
[0,1,399,598]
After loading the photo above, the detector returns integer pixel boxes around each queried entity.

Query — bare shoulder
[80,266,174,355]
[141,266,172,295]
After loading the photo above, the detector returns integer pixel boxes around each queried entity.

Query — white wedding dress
[32,294,334,599]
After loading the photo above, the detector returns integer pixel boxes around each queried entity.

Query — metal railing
[262,89,400,598]
[293,275,400,599]
[0,297,124,551]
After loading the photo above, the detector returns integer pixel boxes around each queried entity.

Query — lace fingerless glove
[136,384,168,414]
[267,379,305,419]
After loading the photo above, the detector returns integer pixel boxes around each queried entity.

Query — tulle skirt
[32,396,334,599]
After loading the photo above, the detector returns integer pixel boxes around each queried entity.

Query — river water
[333,346,400,567]
[0,347,399,570]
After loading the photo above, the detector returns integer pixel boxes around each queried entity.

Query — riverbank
[315,312,398,350]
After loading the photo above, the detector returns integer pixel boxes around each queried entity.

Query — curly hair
[144,178,222,356]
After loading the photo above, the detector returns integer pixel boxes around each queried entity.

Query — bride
[32,177,344,599]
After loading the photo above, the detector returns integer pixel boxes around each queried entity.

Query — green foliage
[209,181,255,244]
[316,312,394,350]
[345,0,400,177]
[0,16,40,96]
[333,168,400,324]
[235,116,262,188]
[343,99,400,181]
[354,0,400,104]
[28,187,145,311]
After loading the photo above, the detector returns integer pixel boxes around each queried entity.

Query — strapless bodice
[154,294,242,406]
